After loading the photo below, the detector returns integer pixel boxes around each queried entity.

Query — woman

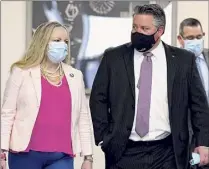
[0,21,93,169]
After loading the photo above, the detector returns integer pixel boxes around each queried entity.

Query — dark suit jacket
[190,49,209,169]
[188,49,209,134]
[90,42,209,169]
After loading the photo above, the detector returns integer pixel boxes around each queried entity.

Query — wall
[176,1,209,48]
[1,1,26,100]
[1,1,208,169]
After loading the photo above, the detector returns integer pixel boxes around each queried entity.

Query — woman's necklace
[41,64,64,87]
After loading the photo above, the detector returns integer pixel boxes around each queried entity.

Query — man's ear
[177,35,184,47]
[158,26,165,36]
[177,35,182,41]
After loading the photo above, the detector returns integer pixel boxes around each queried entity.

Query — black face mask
[131,32,157,52]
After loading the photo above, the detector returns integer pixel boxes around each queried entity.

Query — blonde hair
[11,21,70,71]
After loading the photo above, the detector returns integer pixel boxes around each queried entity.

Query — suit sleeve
[89,50,110,145]
[189,54,209,147]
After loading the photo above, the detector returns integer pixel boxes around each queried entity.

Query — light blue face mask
[184,38,204,57]
[47,41,68,63]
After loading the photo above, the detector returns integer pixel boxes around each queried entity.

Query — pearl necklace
[41,64,63,87]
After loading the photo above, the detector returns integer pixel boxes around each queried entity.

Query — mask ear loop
[153,28,161,43]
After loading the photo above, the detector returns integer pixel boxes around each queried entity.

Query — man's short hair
[179,18,203,36]
[133,4,166,28]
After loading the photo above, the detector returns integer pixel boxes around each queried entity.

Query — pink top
[25,76,73,155]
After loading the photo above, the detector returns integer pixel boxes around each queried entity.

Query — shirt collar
[151,41,163,57]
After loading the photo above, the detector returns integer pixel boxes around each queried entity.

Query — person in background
[0,21,93,169]
[90,4,209,169]
[178,18,209,169]
[178,18,209,101]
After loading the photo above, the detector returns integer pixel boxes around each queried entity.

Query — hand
[0,160,6,169]
[81,160,92,169]
[194,146,209,166]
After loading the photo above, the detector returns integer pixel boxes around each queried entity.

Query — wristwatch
[84,156,93,163]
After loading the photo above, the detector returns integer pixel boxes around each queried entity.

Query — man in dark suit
[90,4,209,169]
[177,18,209,101]
[177,18,209,169]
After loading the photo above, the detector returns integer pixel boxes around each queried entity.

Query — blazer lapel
[30,65,41,107]
[61,63,77,128]
[123,44,135,99]
[163,42,177,121]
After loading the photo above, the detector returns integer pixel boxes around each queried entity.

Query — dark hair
[179,18,203,35]
[133,4,166,28]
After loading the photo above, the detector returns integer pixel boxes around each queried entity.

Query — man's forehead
[133,14,154,22]
[183,25,203,36]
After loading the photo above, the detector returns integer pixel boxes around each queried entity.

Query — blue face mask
[47,41,68,63]
[184,38,204,57]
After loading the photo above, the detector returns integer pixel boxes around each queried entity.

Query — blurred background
[1,1,208,169]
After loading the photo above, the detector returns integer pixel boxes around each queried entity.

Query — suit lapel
[163,42,177,118]
[203,50,209,68]
[30,65,41,106]
[123,44,135,99]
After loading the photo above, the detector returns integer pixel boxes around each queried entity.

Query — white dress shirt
[129,41,171,141]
